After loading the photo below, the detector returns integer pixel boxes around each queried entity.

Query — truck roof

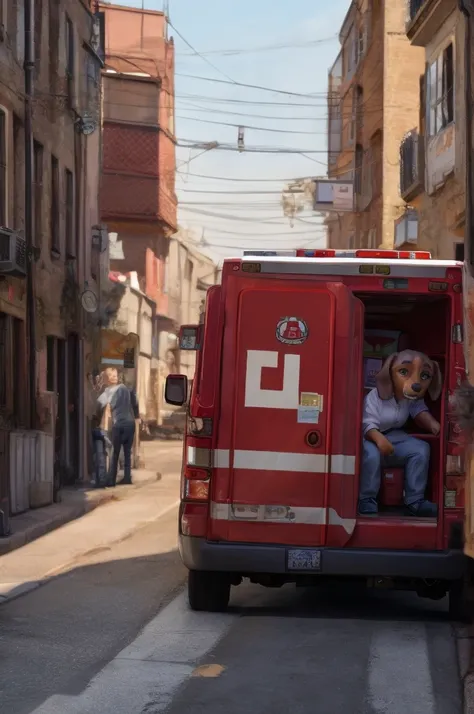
[225,256,462,279]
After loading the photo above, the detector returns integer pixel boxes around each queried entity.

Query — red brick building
[99,3,177,304]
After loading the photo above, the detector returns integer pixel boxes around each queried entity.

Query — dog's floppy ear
[428,361,443,401]
[375,353,399,400]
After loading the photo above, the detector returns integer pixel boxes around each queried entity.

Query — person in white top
[359,350,442,517]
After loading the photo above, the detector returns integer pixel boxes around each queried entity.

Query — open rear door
[210,280,363,553]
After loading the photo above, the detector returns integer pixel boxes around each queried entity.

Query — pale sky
[112,0,351,262]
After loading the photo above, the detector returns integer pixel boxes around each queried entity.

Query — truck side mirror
[165,374,188,406]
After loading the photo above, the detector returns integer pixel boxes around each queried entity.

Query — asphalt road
[0,517,462,714]
[0,507,187,714]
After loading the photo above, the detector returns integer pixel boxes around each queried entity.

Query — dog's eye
[398,368,408,376]
[421,372,431,381]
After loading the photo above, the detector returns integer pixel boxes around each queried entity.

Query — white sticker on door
[244,350,300,409]
[297,406,319,424]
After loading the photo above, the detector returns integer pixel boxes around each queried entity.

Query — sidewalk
[0,442,182,574]
[0,452,181,604]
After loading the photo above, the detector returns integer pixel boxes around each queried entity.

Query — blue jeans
[92,428,110,487]
[108,422,135,485]
[359,430,430,508]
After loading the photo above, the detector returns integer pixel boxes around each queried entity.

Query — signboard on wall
[101,331,139,368]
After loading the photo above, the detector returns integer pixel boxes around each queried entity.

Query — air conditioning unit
[0,227,27,276]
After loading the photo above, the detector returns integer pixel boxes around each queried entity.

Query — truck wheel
[188,570,231,612]
[449,579,470,622]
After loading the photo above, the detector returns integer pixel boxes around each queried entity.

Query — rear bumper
[179,535,466,581]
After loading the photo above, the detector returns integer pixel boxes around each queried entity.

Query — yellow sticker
[300,392,323,411]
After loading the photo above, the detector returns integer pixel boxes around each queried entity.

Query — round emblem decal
[276,316,308,345]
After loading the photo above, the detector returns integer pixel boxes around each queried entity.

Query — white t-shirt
[362,388,428,436]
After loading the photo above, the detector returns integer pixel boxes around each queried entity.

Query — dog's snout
[411,383,422,393]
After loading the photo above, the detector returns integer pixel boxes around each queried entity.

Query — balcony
[400,130,424,203]
[406,0,457,46]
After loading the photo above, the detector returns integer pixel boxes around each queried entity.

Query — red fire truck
[165,249,467,616]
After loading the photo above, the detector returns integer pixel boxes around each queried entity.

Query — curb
[460,626,474,714]
[0,472,161,558]
[0,492,117,557]
[0,499,180,606]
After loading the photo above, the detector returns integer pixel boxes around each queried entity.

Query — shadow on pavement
[0,547,185,714]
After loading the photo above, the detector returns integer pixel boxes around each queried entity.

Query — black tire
[449,579,470,622]
[188,570,231,612]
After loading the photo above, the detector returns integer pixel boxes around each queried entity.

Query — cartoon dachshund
[359,350,442,517]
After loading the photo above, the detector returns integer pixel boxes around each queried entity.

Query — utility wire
[175,72,323,99]
[168,19,238,84]
[175,115,326,134]
[176,35,338,57]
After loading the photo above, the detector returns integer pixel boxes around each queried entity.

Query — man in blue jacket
[97,368,140,486]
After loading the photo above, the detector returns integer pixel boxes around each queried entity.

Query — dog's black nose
[411,383,422,393]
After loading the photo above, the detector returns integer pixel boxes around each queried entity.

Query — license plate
[287,549,321,571]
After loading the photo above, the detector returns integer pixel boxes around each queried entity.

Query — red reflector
[184,467,209,480]
[356,250,432,260]
[296,249,336,257]
[356,250,398,259]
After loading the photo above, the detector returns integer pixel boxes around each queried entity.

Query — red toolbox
[380,468,404,507]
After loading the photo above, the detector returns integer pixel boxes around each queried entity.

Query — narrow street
[0,435,463,714]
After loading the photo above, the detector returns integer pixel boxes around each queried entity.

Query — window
[0,0,6,34]
[361,148,373,203]
[370,130,383,197]
[355,144,363,194]
[33,141,43,248]
[34,0,42,76]
[427,42,454,136]
[12,318,24,425]
[65,15,74,106]
[51,155,60,255]
[46,336,56,392]
[66,16,74,77]
[97,11,105,61]
[455,242,464,261]
[355,85,363,133]
[0,313,6,409]
[0,109,5,227]
[65,168,74,258]
[344,25,356,78]
[13,114,21,229]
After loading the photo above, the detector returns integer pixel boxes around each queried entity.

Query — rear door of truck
[210,273,364,557]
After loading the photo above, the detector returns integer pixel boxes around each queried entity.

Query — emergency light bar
[242,249,432,260]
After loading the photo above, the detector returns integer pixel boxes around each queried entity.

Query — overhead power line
[168,19,238,85]
[175,115,325,134]
[176,35,338,57]
[178,140,329,154]
[177,93,328,105]
[176,171,314,183]
[175,72,323,99]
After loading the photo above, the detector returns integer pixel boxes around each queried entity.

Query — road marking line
[28,592,237,714]
[368,624,435,714]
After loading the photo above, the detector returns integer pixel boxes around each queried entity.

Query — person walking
[97,368,140,486]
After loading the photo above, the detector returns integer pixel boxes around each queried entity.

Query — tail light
[187,416,213,437]
[184,478,210,501]
[182,466,210,502]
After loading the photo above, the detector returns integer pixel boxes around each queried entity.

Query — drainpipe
[460,1,474,268]
[24,0,36,428]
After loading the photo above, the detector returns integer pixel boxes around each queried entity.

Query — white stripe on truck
[234,450,328,473]
[211,502,356,534]
[187,448,356,475]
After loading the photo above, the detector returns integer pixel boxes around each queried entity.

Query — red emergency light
[295,249,432,259]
